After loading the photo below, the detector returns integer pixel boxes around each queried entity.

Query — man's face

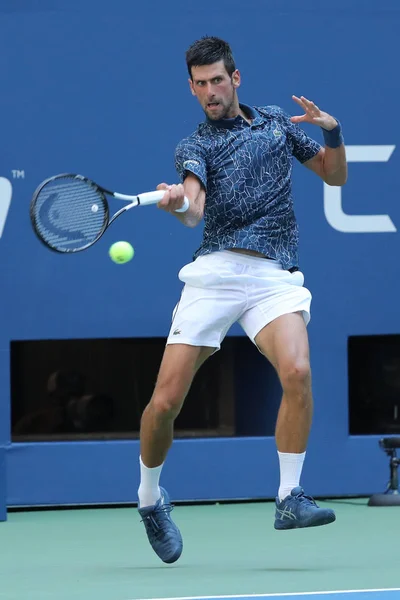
[189,60,240,120]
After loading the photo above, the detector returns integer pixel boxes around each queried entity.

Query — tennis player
[137,36,347,564]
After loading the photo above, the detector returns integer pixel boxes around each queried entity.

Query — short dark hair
[185,36,236,79]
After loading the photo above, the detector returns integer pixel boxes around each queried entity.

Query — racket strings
[32,178,107,251]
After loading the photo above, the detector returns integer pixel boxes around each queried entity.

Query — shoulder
[254,104,292,124]
[255,105,315,144]
[175,125,212,156]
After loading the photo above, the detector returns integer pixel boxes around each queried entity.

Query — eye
[213,77,222,84]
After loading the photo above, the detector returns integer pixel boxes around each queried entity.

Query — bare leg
[255,312,312,499]
[137,343,216,564]
[140,343,214,467]
[254,311,335,528]
[138,343,215,509]
[255,312,312,453]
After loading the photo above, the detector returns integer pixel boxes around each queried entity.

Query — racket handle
[136,190,165,205]
[137,191,189,213]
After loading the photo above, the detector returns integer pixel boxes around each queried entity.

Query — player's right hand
[156,183,186,213]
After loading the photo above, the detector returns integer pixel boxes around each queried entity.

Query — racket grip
[136,191,165,205]
[136,191,189,212]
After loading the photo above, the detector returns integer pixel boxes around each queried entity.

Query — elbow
[185,219,200,228]
[324,170,348,187]
[325,177,347,187]
[189,205,204,227]
[183,210,204,228]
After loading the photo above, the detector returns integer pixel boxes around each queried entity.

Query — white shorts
[167,250,312,351]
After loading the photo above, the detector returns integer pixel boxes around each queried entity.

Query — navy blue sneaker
[138,487,183,563]
[274,486,336,530]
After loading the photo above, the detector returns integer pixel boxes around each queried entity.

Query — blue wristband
[321,120,344,148]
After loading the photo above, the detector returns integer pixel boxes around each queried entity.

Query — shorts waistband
[204,250,280,266]
[198,250,299,272]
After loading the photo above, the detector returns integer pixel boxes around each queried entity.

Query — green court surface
[0,498,398,600]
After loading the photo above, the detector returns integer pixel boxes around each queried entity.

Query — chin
[205,108,225,120]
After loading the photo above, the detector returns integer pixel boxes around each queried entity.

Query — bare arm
[156,173,205,227]
[291,95,348,186]
[304,145,347,186]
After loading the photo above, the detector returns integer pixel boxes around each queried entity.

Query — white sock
[277,451,306,502]
[138,456,163,508]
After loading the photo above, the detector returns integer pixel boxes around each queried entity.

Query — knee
[147,378,186,421]
[279,359,311,396]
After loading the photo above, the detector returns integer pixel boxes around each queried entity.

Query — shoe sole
[143,526,183,564]
[274,512,336,530]
[160,546,183,564]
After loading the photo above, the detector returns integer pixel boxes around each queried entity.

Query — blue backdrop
[1,0,399,514]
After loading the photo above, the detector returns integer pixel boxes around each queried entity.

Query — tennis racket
[29,173,189,253]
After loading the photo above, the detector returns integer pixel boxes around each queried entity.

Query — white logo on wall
[324,145,396,233]
[0,177,12,238]
[0,171,25,238]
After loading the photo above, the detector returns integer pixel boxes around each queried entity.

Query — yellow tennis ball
[109,241,134,264]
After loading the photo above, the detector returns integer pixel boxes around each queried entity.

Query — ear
[232,69,241,89]
[188,78,196,96]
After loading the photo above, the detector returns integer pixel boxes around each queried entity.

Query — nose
[205,83,216,98]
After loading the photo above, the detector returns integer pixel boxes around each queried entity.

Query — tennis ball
[109,241,134,264]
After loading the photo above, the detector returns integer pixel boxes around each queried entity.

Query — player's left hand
[290,95,337,130]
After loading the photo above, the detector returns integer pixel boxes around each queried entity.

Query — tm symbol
[12,170,25,179]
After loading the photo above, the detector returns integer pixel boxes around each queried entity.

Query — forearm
[174,194,204,227]
[321,122,348,186]
[173,175,205,227]
[322,144,347,185]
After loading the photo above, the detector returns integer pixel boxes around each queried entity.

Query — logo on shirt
[273,128,283,137]
[183,160,200,170]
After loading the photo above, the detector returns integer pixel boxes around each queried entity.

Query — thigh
[154,343,216,400]
[254,312,310,376]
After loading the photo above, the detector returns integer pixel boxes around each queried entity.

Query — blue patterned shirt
[174,104,322,270]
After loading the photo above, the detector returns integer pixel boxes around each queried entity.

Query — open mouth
[207,102,220,110]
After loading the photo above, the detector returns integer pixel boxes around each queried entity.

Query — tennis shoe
[274,486,336,530]
[138,487,183,563]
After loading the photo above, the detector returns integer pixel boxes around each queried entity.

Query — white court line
[131,589,400,600]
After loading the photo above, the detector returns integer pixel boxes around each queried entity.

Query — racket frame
[30,173,187,253]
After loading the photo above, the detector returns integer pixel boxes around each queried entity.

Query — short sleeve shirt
[175,104,321,270]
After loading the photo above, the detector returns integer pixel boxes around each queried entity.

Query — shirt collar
[205,103,262,129]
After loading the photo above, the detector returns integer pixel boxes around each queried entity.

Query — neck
[227,99,252,124]
[224,93,248,121]
[239,106,252,124]
[220,98,240,120]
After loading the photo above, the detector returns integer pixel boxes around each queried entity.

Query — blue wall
[1,0,399,512]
